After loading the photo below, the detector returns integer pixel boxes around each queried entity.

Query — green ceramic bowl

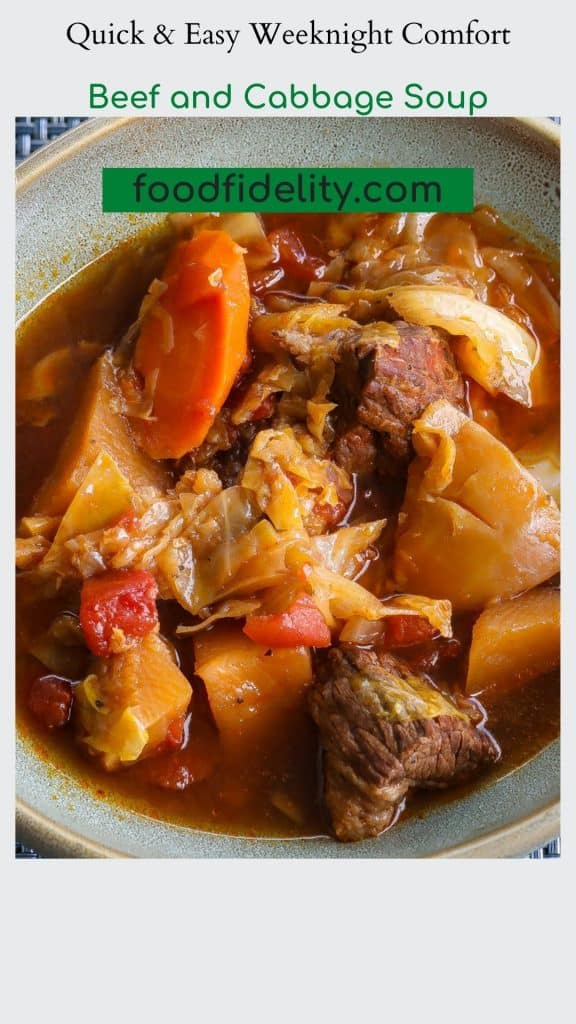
[16,116,560,857]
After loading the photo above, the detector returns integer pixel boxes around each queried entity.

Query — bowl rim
[15,115,560,190]
[16,789,560,859]
[15,114,560,858]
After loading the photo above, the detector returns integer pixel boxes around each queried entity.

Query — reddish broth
[16,212,560,838]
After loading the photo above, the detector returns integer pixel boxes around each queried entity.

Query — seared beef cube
[353,321,466,461]
[309,647,498,842]
[255,308,466,465]
[332,425,378,477]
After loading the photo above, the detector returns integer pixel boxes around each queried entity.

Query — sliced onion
[175,600,261,635]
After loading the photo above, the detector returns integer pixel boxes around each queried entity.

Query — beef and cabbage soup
[16,210,560,842]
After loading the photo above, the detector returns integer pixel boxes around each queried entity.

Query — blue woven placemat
[16,117,87,163]
[14,116,561,860]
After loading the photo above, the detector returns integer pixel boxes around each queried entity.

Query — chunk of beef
[254,308,466,464]
[331,425,378,477]
[309,647,498,842]
[353,321,466,461]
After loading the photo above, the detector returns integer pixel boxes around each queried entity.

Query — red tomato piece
[79,569,159,657]
[268,227,327,282]
[27,675,73,729]
[383,615,437,649]
[243,594,331,648]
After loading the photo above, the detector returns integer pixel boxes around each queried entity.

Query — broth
[16,212,560,840]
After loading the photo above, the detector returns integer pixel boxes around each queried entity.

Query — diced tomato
[27,675,73,729]
[313,498,348,533]
[243,593,331,648]
[79,569,159,657]
[382,615,437,649]
[268,227,327,282]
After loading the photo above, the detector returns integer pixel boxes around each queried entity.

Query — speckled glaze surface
[16,116,560,858]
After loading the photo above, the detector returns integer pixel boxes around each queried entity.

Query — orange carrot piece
[133,231,250,459]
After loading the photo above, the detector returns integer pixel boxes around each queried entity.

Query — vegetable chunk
[394,400,560,610]
[466,588,560,694]
[243,593,331,648]
[49,451,135,548]
[194,625,313,752]
[28,675,73,730]
[242,426,353,534]
[32,352,169,515]
[133,230,250,458]
[80,569,159,657]
[75,633,192,769]
[515,424,560,506]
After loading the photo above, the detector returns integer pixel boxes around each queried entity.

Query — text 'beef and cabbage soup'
[16,210,560,842]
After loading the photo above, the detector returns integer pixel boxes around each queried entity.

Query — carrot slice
[133,231,250,459]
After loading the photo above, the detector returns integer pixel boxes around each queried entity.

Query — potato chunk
[466,588,560,694]
[75,633,192,769]
[33,352,169,516]
[393,400,560,611]
[194,625,312,753]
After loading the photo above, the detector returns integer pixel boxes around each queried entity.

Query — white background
[2,1,573,1021]
[5,0,571,115]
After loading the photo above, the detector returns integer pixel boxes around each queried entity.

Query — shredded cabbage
[18,515,61,540]
[337,596,452,644]
[175,600,261,635]
[15,536,51,570]
[251,303,356,359]
[231,361,305,425]
[385,595,453,637]
[311,520,385,578]
[242,427,352,535]
[300,563,389,629]
[42,452,136,573]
